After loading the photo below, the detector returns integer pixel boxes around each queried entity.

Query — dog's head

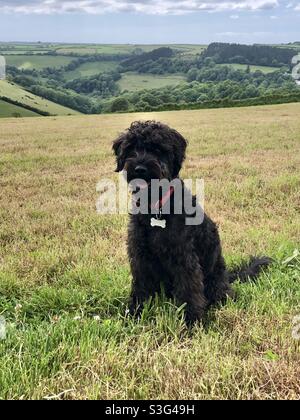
[112,121,187,185]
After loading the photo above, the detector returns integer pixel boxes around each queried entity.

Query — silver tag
[151,218,166,229]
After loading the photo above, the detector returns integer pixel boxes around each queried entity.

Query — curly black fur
[113,121,271,324]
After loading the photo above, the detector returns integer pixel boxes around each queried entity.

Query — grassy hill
[5,55,74,70]
[0,103,299,399]
[118,72,186,92]
[2,43,298,116]
[64,61,120,81]
[0,99,39,117]
[0,80,80,116]
[220,63,281,73]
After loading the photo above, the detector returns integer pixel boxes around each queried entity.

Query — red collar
[151,186,175,211]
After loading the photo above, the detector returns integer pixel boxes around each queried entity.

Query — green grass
[118,72,186,92]
[0,99,39,118]
[220,63,281,73]
[64,61,120,81]
[5,55,74,70]
[0,104,299,399]
[0,80,80,116]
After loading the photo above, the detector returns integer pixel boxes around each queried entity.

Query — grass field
[5,55,74,70]
[1,43,207,57]
[0,80,80,116]
[221,63,280,73]
[0,103,299,400]
[118,72,186,92]
[0,43,55,55]
[0,99,39,117]
[64,61,120,81]
[55,44,207,56]
[274,43,300,51]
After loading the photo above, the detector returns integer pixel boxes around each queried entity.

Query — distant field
[0,99,39,117]
[173,44,207,55]
[0,80,80,116]
[5,55,74,70]
[1,51,40,55]
[274,44,300,51]
[0,43,54,55]
[56,44,138,55]
[55,44,207,56]
[64,61,120,81]
[0,103,299,399]
[118,72,186,92]
[221,63,280,73]
[0,43,207,57]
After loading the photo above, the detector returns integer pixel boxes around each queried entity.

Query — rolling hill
[5,55,74,70]
[1,42,299,116]
[0,99,39,117]
[118,72,186,92]
[64,61,120,81]
[220,63,280,73]
[0,80,80,116]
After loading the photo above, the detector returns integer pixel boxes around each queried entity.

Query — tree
[111,98,130,112]
[187,68,199,82]
[203,57,216,68]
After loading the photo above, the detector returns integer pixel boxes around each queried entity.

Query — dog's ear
[112,134,126,172]
[172,131,188,177]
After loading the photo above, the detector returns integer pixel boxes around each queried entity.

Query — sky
[0,1,299,44]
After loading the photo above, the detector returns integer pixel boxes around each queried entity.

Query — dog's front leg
[128,255,161,318]
[172,256,208,325]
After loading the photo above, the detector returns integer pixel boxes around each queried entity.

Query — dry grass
[0,103,299,400]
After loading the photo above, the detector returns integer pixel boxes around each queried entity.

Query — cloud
[230,14,240,18]
[217,30,273,36]
[0,0,281,15]
[285,1,300,9]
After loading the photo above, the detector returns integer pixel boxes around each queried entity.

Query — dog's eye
[127,150,137,158]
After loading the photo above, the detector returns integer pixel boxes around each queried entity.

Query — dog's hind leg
[204,256,235,306]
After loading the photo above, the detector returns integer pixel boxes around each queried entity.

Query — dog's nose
[135,165,147,176]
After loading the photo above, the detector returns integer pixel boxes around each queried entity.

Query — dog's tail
[228,256,272,284]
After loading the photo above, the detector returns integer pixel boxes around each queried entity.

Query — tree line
[104,66,298,113]
[202,43,296,67]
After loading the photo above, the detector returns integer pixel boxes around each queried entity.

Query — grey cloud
[0,0,281,15]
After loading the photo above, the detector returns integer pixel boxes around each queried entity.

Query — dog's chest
[147,224,183,260]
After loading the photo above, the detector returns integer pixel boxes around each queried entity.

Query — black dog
[113,121,271,324]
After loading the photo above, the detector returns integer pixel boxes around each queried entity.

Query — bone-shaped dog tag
[151,218,166,229]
